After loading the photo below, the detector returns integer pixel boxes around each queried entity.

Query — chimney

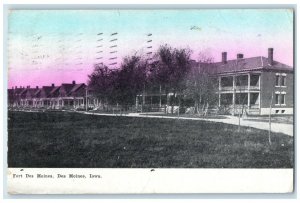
[72,80,76,85]
[36,86,39,89]
[268,48,273,65]
[27,85,30,88]
[237,54,244,59]
[222,52,227,64]
[52,83,55,87]
[15,86,17,89]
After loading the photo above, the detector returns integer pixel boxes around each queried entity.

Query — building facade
[135,48,293,115]
[8,81,100,110]
[212,48,293,115]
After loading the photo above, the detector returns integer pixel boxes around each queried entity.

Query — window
[281,110,285,114]
[275,94,280,105]
[281,94,286,105]
[281,76,286,86]
[275,75,280,86]
[275,110,279,114]
[275,73,287,87]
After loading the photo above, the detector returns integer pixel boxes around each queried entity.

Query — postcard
[6,8,294,194]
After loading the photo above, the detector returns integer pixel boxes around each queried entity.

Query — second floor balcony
[219,73,260,92]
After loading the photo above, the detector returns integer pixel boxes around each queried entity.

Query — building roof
[43,86,55,93]
[25,88,39,98]
[49,86,60,96]
[8,87,25,95]
[61,83,76,94]
[54,82,86,97]
[70,83,85,94]
[19,88,28,96]
[194,56,293,74]
[34,89,41,97]
[35,86,55,98]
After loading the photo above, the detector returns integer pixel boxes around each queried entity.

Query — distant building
[8,81,99,110]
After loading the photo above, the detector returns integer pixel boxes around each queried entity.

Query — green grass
[8,111,293,168]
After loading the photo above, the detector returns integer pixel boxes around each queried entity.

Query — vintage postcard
[6,8,294,194]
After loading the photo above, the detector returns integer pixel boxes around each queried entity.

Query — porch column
[135,96,139,109]
[142,94,145,105]
[258,93,261,113]
[218,76,221,107]
[258,74,261,90]
[159,85,162,108]
[258,74,261,115]
[232,75,236,115]
[248,73,250,108]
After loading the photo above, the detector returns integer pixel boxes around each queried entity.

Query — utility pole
[86,87,88,112]
[268,92,273,145]
[144,33,153,114]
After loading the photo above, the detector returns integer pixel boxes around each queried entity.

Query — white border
[1,0,298,201]
[7,168,293,194]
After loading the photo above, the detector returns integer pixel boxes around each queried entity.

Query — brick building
[207,48,293,115]
[135,48,293,115]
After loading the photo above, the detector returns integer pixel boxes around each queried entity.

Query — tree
[150,44,192,114]
[114,54,147,107]
[234,59,248,132]
[88,44,192,113]
[183,58,218,116]
[88,64,118,107]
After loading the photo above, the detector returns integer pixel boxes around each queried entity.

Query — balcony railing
[220,85,260,91]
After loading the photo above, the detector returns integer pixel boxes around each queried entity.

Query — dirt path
[81,112,293,136]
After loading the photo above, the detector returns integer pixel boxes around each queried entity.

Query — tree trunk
[177,95,181,118]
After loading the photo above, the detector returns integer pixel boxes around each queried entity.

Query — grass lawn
[8,111,293,168]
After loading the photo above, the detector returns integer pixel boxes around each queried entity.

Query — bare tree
[183,58,218,116]
[232,57,247,132]
[151,44,192,114]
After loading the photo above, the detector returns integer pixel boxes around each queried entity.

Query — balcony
[220,86,234,91]
[219,73,261,92]
[220,85,260,92]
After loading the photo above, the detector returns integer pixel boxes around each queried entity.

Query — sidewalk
[82,111,294,136]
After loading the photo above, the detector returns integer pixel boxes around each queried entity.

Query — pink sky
[8,10,294,88]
